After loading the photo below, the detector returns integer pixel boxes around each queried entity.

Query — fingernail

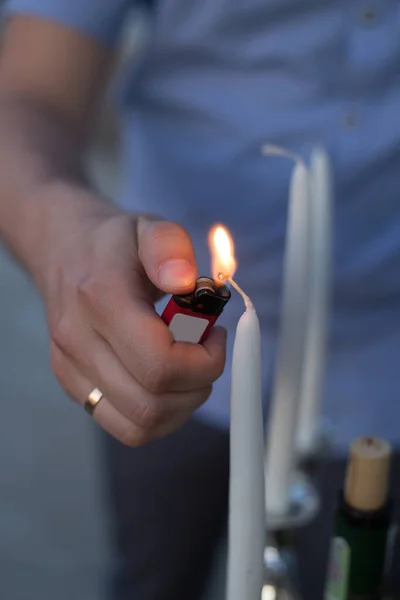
[158,259,196,289]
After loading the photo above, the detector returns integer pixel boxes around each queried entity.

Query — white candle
[208,226,265,599]
[226,283,265,600]
[265,160,311,516]
[296,147,332,457]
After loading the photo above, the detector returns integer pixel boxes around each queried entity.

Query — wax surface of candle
[265,161,311,517]
[296,147,332,456]
[227,305,265,600]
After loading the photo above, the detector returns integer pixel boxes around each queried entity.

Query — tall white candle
[265,160,311,517]
[296,147,332,456]
[226,284,265,600]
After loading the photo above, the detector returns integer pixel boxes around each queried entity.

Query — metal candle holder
[263,424,334,599]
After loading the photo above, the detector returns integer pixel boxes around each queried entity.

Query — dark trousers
[102,419,400,600]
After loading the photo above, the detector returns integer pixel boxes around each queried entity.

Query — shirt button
[360,7,378,24]
[342,113,359,130]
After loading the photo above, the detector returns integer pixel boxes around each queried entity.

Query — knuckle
[213,359,225,380]
[127,396,166,430]
[119,425,149,448]
[76,274,104,310]
[200,385,213,403]
[140,361,172,394]
[76,271,124,321]
[49,343,64,381]
[189,386,212,412]
[50,316,75,355]
[49,343,77,404]
[138,399,166,429]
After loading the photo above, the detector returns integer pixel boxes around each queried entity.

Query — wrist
[17,179,123,293]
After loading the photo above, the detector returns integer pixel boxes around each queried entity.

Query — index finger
[84,273,227,392]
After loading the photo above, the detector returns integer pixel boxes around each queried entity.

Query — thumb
[136,216,198,294]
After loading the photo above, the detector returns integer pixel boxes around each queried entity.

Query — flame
[208,224,237,282]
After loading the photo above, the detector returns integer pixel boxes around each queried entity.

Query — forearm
[0,95,113,285]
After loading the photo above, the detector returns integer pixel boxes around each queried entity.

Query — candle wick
[261,143,306,169]
[228,277,254,310]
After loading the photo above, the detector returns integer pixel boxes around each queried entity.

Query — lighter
[161,276,231,343]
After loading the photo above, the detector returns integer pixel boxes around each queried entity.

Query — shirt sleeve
[3,0,133,46]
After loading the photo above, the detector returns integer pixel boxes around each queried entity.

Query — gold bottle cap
[344,437,391,512]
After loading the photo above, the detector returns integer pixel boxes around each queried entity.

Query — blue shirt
[6,0,400,449]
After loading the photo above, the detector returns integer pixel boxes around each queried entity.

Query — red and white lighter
[162,276,231,343]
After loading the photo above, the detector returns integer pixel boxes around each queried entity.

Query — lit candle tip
[228,277,253,310]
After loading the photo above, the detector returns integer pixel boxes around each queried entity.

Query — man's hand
[43,186,226,446]
[0,16,226,445]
